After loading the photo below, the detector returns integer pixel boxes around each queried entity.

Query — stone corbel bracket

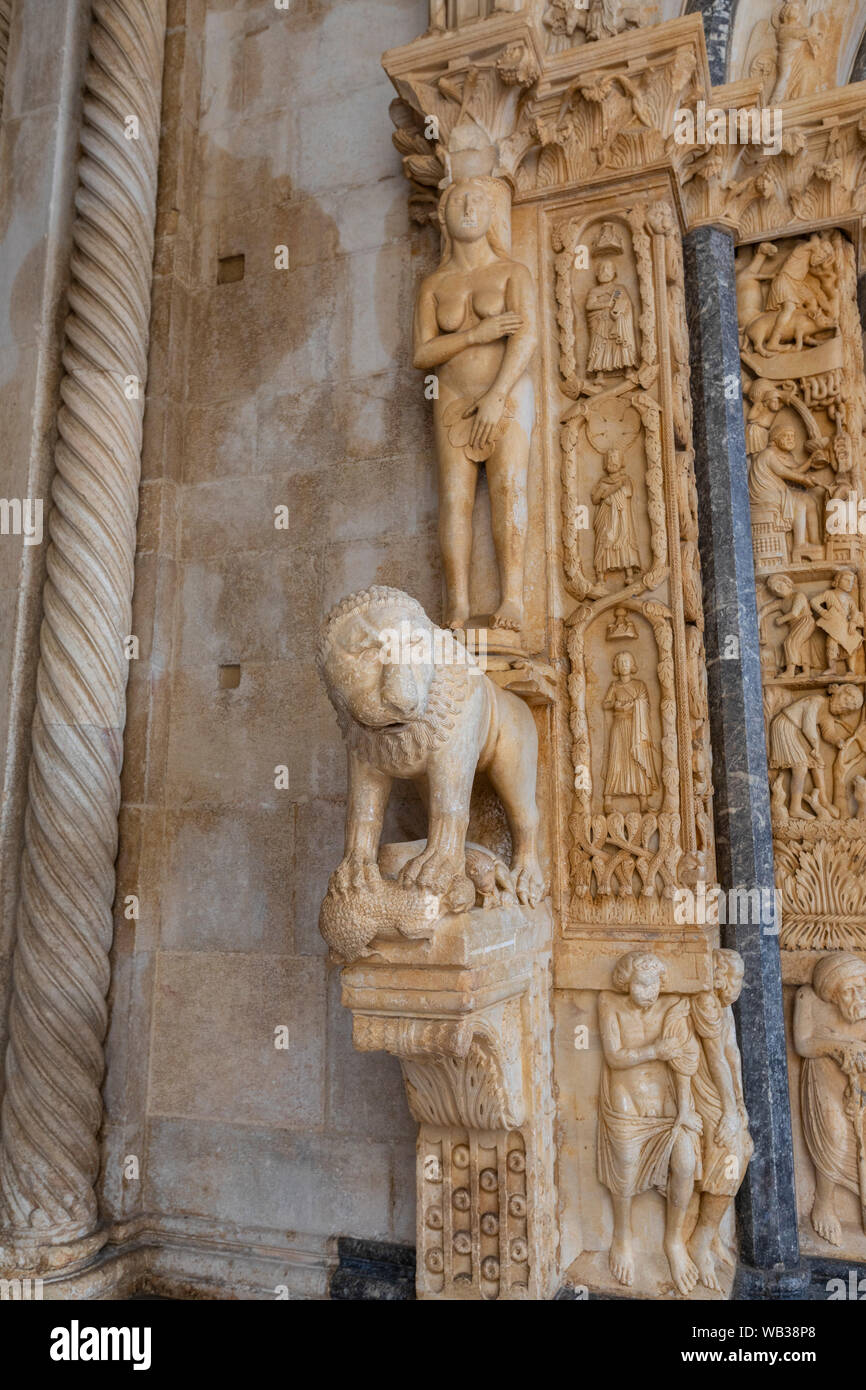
[341,901,556,1300]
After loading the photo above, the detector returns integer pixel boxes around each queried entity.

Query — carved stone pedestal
[341,903,556,1300]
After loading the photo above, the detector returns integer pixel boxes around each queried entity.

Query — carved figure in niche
[748,424,823,562]
[746,235,837,356]
[317,588,544,933]
[543,0,588,45]
[688,950,753,1291]
[595,222,625,256]
[591,449,641,583]
[602,651,658,813]
[677,453,703,624]
[812,572,864,675]
[586,0,627,41]
[598,952,702,1295]
[737,243,778,344]
[768,685,864,819]
[686,624,714,861]
[585,260,637,377]
[413,178,538,633]
[763,574,819,678]
[648,203,691,446]
[794,952,866,1246]
[607,606,637,640]
[769,2,828,105]
[830,432,856,500]
[543,0,647,46]
[745,378,793,456]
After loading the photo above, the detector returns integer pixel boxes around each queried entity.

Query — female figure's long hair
[437,176,512,266]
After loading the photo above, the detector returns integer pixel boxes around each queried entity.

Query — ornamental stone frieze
[735,218,866,1267]
[384,11,866,248]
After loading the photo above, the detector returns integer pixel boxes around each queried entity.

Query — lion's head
[317,587,474,764]
[318,587,436,729]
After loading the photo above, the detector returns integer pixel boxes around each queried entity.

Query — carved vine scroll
[555,198,716,925]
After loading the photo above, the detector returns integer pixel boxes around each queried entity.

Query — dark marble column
[685,0,736,87]
[683,225,805,1296]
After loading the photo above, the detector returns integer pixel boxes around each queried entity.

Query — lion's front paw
[512,855,545,908]
[330,855,381,895]
[399,848,462,895]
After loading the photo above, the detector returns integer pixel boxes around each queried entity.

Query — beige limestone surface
[4,0,866,1301]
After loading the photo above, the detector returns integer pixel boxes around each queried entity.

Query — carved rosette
[738,229,866,951]
[0,0,167,1265]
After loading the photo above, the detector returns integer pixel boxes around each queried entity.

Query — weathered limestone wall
[104,0,435,1290]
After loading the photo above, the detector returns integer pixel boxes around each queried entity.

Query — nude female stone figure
[413,177,538,633]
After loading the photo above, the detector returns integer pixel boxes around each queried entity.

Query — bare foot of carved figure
[491,599,523,632]
[811,1195,842,1247]
[447,604,469,631]
[511,852,544,908]
[688,1229,722,1292]
[666,1238,699,1296]
[610,1233,634,1287]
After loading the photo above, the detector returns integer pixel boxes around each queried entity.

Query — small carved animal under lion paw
[319,872,442,962]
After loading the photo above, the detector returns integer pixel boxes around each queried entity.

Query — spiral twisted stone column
[0,2,12,116]
[0,0,167,1269]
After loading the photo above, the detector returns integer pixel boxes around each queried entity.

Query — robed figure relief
[598,950,753,1296]
[592,449,641,584]
[748,423,823,564]
[585,260,637,378]
[688,951,753,1291]
[762,573,820,679]
[794,953,866,1248]
[602,652,658,813]
[812,571,864,675]
[413,177,538,633]
[768,684,864,819]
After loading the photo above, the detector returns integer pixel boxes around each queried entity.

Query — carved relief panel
[788,949,866,1263]
[552,195,716,926]
[370,10,736,1302]
[738,233,866,1264]
[738,230,866,951]
[543,184,728,1297]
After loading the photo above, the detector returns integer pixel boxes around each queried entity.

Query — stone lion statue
[316,586,545,958]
